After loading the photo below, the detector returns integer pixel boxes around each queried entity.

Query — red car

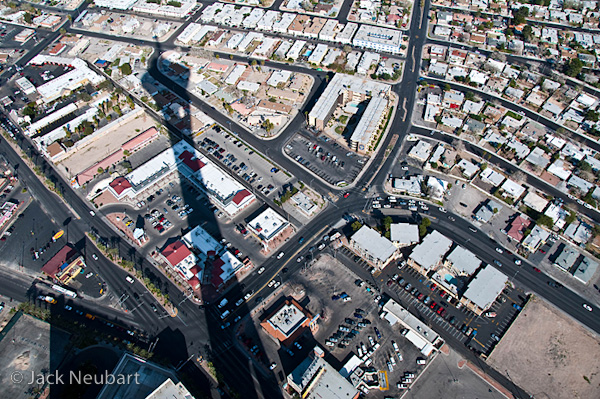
[439,291,446,299]
[429,301,437,309]
[417,293,424,301]
[533,267,541,273]
[343,193,350,198]
[431,283,437,291]
[436,307,444,315]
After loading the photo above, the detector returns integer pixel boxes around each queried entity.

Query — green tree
[513,7,529,25]
[585,109,599,122]
[444,83,452,92]
[564,58,583,77]
[536,215,554,229]
[419,217,431,237]
[119,63,132,76]
[522,25,533,41]
[23,102,36,117]
[24,12,33,24]
[565,210,577,225]
[351,221,363,231]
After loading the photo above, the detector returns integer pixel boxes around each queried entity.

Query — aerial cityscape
[0,0,599,398]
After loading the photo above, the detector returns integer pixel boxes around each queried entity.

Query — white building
[336,22,359,44]
[353,25,403,54]
[247,208,290,250]
[93,0,138,10]
[461,265,508,315]
[350,225,399,269]
[273,13,296,34]
[390,223,419,247]
[286,40,306,60]
[308,44,328,65]
[28,55,105,104]
[319,19,338,42]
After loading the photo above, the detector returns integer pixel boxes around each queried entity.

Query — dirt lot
[487,296,600,399]
[59,113,156,175]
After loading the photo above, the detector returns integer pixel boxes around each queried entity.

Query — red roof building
[161,240,193,268]
[160,240,199,282]
[108,177,132,197]
[122,127,159,153]
[41,244,84,284]
[178,150,206,172]
[232,189,251,205]
[507,215,531,242]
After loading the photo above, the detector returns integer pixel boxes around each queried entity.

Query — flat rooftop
[268,302,307,337]
[0,312,71,399]
[248,208,289,241]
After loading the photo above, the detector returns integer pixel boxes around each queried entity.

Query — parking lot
[196,127,293,199]
[293,254,428,396]
[284,133,367,186]
[126,177,267,266]
[333,232,526,357]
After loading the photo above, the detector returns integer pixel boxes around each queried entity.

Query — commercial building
[160,240,199,286]
[554,245,580,272]
[461,265,508,315]
[41,244,86,285]
[182,225,245,288]
[287,346,360,399]
[573,256,598,284]
[15,77,36,95]
[28,55,105,103]
[133,0,197,18]
[353,25,403,54]
[382,299,441,356]
[247,208,291,250]
[308,74,390,144]
[93,0,138,10]
[97,353,181,399]
[145,379,196,399]
[408,230,452,275]
[261,298,316,345]
[350,94,388,154]
[349,225,399,269]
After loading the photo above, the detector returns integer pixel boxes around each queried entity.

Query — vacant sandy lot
[60,112,155,175]
[487,296,600,399]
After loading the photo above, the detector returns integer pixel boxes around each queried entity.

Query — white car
[269,362,277,370]
[495,247,503,254]
[277,251,285,259]
[125,276,135,284]
[92,253,98,260]
[268,280,276,288]
[273,281,281,289]
[438,207,447,213]
[583,303,593,312]
[244,291,254,300]
[514,259,522,265]
[257,267,265,274]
